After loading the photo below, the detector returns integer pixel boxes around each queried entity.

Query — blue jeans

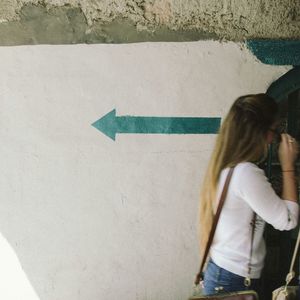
[203,259,261,297]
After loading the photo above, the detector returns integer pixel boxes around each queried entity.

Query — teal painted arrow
[92,109,221,141]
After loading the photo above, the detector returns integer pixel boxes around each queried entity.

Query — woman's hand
[278,133,299,170]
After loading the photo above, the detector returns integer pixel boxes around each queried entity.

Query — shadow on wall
[0,232,39,299]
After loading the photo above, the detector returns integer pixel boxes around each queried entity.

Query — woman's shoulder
[235,161,259,170]
[220,162,265,187]
[233,162,265,180]
[222,162,260,174]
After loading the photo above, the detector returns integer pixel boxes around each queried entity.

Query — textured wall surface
[0,41,290,300]
[0,0,299,44]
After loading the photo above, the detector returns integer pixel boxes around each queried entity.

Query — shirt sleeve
[235,163,299,231]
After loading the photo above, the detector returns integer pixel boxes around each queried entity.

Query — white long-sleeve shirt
[210,162,299,279]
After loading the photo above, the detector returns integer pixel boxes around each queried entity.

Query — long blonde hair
[199,94,278,255]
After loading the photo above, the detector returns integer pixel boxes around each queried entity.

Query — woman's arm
[235,163,298,231]
[279,133,298,203]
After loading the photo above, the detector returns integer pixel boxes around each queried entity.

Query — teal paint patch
[267,67,300,102]
[246,40,300,66]
[92,109,221,141]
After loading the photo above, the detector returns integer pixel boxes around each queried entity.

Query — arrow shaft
[117,116,220,134]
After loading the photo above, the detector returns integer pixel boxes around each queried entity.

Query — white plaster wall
[0,42,290,300]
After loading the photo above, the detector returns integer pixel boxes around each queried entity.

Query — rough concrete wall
[0,0,299,45]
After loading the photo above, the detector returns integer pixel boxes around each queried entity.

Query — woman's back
[211,162,298,278]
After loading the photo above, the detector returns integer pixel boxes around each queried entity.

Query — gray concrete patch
[0,4,217,45]
[0,1,299,45]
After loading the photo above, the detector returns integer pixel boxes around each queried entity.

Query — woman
[199,94,299,296]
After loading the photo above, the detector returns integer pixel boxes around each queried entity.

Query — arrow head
[92,109,117,141]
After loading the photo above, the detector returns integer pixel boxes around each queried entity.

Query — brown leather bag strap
[194,167,235,285]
